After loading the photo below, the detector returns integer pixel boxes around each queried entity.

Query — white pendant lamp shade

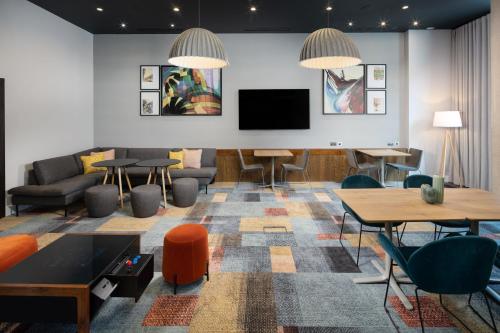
[300,28,362,69]
[168,28,228,69]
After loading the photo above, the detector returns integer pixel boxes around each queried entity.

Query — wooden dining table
[356,149,411,186]
[254,149,293,191]
[333,187,500,310]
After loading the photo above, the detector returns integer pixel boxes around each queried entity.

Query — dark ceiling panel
[27,0,490,34]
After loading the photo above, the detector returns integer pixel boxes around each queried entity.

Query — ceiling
[28,0,490,34]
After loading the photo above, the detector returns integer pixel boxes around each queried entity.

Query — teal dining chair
[403,175,470,240]
[339,175,403,265]
[378,234,498,333]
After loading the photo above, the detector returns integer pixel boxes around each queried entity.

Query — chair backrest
[345,149,359,169]
[403,175,433,189]
[341,175,383,189]
[407,148,423,169]
[237,149,246,169]
[299,149,310,169]
[408,236,497,294]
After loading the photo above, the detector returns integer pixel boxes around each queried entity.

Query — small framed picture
[366,64,386,89]
[140,65,160,90]
[366,90,386,115]
[140,91,160,116]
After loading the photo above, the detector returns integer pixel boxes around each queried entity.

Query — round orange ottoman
[0,234,38,272]
[163,224,209,294]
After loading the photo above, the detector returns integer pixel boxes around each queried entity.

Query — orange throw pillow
[183,149,202,169]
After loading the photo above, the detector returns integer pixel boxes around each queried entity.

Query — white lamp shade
[299,28,362,69]
[433,111,463,128]
[168,28,229,69]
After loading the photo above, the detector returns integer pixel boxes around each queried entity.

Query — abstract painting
[366,64,386,89]
[366,90,386,114]
[140,91,160,116]
[161,66,222,116]
[140,65,160,90]
[323,65,365,114]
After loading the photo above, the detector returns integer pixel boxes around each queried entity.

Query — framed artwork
[140,91,160,116]
[323,65,365,114]
[366,90,386,115]
[366,64,386,89]
[140,65,160,90]
[161,66,222,116]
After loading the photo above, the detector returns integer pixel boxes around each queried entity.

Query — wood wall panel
[215,149,408,183]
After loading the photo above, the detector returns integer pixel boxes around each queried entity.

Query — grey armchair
[386,148,423,178]
[280,149,311,187]
[237,149,265,188]
[345,149,380,179]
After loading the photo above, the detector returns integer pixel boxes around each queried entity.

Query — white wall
[94,33,407,149]
[407,30,452,176]
[0,1,94,198]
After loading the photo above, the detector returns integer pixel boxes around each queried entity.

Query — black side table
[135,159,180,208]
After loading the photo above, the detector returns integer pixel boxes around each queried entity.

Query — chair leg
[15,205,19,217]
[280,167,284,184]
[415,288,425,333]
[305,170,312,189]
[399,223,407,243]
[482,291,498,333]
[261,169,265,186]
[356,225,363,266]
[433,224,438,241]
[437,226,443,240]
[237,171,243,189]
[205,185,208,194]
[384,260,394,308]
[395,227,401,246]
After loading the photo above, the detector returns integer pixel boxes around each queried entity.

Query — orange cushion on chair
[163,224,208,285]
[0,234,38,273]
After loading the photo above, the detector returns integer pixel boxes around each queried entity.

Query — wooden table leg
[76,289,90,333]
[118,167,124,208]
[166,167,172,185]
[124,169,133,191]
[103,169,109,184]
[161,168,168,208]
[111,167,115,185]
[147,168,152,185]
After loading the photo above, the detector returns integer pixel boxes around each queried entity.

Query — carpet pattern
[0,181,499,333]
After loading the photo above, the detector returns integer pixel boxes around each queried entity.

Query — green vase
[432,175,445,204]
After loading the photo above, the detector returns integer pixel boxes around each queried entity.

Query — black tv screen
[239,89,310,130]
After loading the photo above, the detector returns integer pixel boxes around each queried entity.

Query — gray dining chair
[386,148,423,179]
[280,149,311,187]
[345,149,380,179]
[237,149,265,188]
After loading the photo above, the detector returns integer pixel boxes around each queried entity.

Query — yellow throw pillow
[80,153,107,174]
[169,150,184,169]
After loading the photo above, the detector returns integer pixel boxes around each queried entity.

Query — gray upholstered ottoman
[85,185,118,218]
[173,178,199,208]
[131,184,161,218]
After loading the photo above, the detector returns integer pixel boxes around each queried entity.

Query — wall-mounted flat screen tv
[239,89,310,130]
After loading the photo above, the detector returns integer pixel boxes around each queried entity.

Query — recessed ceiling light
[96,7,103,12]
[326,6,333,11]
[412,20,419,26]
[426,27,435,30]
[250,6,257,12]
[170,23,175,28]
[120,22,127,28]
[402,5,409,10]
[348,21,353,27]
[173,7,180,12]
[380,21,387,27]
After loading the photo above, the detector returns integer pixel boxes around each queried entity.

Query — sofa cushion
[127,148,173,160]
[201,149,216,167]
[73,148,101,173]
[33,155,81,185]
[9,174,100,197]
[170,167,217,179]
[125,166,151,178]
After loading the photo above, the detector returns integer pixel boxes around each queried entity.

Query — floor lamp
[433,111,463,187]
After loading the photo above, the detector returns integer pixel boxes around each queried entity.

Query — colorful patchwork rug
[0,182,499,333]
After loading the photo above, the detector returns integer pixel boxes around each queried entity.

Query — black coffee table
[92,158,140,207]
[135,159,180,208]
[0,234,153,333]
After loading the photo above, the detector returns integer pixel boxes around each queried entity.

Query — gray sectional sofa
[8,148,217,216]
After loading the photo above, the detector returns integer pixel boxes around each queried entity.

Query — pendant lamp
[168,0,228,69]
[300,8,361,69]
